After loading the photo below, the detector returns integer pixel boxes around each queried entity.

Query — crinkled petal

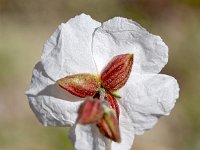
[120,73,179,135]
[69,124,106,150]
[26,14,101,126]
[26,62,82,126]
[92,17,168,74]
[41,13,101,81]
[69,103,135,150]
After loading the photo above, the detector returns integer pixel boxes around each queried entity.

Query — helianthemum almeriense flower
[26,14,179,150]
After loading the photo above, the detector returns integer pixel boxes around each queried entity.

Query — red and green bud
[97,109,121,142]
[105,92,120,120]
[56,53,134,143]
[101,53,133,91]
[77,99,103,124]
[56,73,99,98]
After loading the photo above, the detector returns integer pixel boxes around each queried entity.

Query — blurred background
[0,0,200,149]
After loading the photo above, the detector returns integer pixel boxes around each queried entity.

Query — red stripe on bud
[101,53,133,91]
[105,92,120,120]
[77,99,103,124]
[97,110,121,142]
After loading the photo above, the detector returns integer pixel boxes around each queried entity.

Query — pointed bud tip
[56,78,62,85]
[128,53,133,58]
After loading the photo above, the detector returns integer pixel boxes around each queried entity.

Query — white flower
[26,14,179,150]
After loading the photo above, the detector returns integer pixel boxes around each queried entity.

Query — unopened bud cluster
[57,53,133,142]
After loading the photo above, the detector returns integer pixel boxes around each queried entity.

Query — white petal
[26,62,82,126]
[26,14,101,126]
[92,17,168,74]
[41,13,101,81]
[120,73,179,135]
[69,124,106,150]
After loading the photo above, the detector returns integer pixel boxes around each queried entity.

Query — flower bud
[97,109,121,142]
[77,99,103,124]
[57,73,99,98]
[105,93,120,120]
[101,53,133,91]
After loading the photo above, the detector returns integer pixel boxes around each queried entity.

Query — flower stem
[99,87,106,102]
